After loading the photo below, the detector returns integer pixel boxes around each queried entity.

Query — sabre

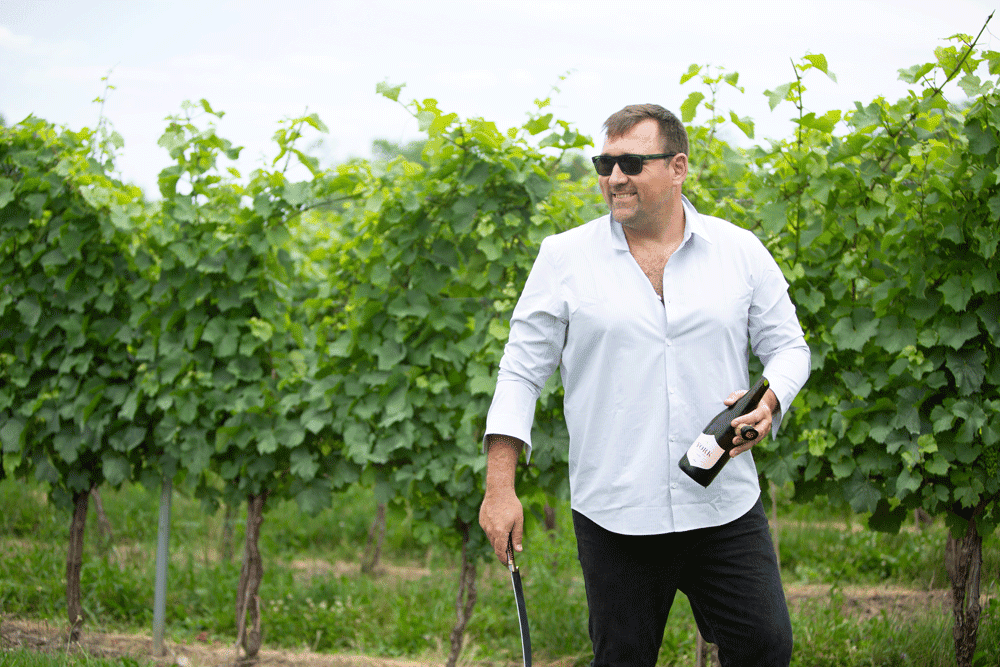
[506,531,532,667]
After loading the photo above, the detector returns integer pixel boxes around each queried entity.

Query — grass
[1,477,998,666]
[0,650,149,667]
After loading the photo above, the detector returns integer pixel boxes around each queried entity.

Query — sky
[2,0,997,196]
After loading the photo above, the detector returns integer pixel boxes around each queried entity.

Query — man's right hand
[479,486,524,564]
[479,434,525,564]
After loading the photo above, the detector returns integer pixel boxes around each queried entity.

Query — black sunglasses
[591,153,677,176]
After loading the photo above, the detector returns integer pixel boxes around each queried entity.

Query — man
[479,104,810,667]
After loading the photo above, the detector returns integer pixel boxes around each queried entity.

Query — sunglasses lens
[593,155,647,176]
[593,156,614,176]
[619,156,643,175]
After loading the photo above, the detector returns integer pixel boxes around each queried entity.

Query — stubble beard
[609,191,647,231]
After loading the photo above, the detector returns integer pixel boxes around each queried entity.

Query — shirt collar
[681,195,714,245]
[607,194,714,251]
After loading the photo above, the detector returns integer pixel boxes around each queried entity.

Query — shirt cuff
[762,343,810,437]
[770,402,783,438]
[483,378,540,462]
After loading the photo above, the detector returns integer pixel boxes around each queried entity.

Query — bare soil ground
[1,584,956,667]
[785,583,953,620]
[0,558,440,667]
[0,617,434,667]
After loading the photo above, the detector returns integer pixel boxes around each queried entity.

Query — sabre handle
[506,531,517,572]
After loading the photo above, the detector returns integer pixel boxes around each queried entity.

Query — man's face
[598,118,679,230]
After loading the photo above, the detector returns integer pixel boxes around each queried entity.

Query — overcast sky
[2,0,997,196]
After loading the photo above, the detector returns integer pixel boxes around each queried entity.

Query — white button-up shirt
[484,196,810,535]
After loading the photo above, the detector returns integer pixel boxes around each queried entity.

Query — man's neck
[621,199,686,248]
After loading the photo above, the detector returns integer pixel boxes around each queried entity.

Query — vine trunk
[446,523,478,667]
[235,489,270,662]
[362,502,387,574]
[945,513,985,667]
[66,487,90,642]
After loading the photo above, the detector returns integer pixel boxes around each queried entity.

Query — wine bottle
[678,375,770,487]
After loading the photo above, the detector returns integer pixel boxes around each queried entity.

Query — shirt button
[670,483,678,490]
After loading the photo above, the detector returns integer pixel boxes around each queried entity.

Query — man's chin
[610,204,634,221]
[612,208,640,228]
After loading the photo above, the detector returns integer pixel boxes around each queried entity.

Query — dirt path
[785,583,953,620]
[1,617,436,667]
[1,585,957,667]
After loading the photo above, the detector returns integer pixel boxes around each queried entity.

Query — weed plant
[1,477,998,666]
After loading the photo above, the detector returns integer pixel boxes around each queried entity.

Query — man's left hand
[725,387,779,457]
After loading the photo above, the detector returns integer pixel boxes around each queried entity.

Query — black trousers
[573,499,792,667]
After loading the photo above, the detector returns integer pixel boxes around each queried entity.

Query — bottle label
[686,433,724,470]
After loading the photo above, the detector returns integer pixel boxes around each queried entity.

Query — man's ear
[672,153,689,185]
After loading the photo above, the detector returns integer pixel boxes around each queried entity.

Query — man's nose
[609,163,628,183]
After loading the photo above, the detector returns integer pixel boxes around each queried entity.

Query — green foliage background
[0,116,149,509]
[1,21,999,666]
[745,39,1000,536]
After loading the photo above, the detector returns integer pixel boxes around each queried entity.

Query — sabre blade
[506,530,531,667]
[510,568,532,667]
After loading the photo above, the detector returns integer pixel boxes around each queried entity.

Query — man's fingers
[479,485,525,564]
[496,536,509,563]
[491,524,513,562]
[496,522,524,564]
[486,528,508,563]
[723,388,748,406]
[728,403,774,455]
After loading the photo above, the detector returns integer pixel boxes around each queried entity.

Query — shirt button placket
[663,268,677,493]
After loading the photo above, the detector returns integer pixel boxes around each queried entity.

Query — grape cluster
[981,444,1000,478]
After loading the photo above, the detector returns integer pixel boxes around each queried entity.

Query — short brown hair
[602,104,689,157]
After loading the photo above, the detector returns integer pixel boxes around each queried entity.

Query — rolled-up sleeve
[483,238,568,461]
